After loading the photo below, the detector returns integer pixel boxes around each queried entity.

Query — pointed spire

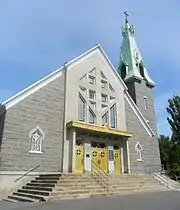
[118,12,155,87]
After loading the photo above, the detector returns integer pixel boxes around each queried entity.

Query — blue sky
[0,0,179,136]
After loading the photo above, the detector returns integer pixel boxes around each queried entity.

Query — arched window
[29,126,44,153]
[78,93,86,121]
[120,63,127,80]
[110,104,117,128]
[135,142,143,161]
[139,62,144,78]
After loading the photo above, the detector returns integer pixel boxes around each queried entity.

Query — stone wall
[125,99,161,173]
[0,71,65,172]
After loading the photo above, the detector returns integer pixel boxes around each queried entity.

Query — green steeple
[118,12,155,87]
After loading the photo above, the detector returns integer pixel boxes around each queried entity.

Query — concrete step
[59,177,94,181]
[55,184,102,190]
[3,198,19,203]
[56,181,100,187]
[52,188,107,196]
[109,177,152,181]
[51,191,107,200]
[112,185,166,192]
[23,185,53,192]
[39,174,61,178]
[8,195,37,202]
[18,189,50,196]
[110,182,160,188]
[110,174,151,177]
[57,178,95,184]
[36,176,60,181]
[54,184,105,191]
[113,187,169,195]
[31,180,58,184]
[109,179,155,184]
[27,182,55,188]
[13,192,46,201]
[110,176,153,180]
[61,173,91,178]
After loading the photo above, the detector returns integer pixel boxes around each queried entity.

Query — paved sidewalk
[0,191,180,210]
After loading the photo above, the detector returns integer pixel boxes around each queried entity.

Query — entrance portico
[66,121,132,174]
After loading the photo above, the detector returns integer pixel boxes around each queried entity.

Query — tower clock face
[133,49,139,61]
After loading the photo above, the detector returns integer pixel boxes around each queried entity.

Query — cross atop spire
[123,11,129,24]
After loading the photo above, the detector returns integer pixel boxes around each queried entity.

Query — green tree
[158,135,172,170]
[167,95,180,144]
[159,95,180,180]
[159,135,180,180]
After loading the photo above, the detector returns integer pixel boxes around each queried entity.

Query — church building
[0,14,161,180]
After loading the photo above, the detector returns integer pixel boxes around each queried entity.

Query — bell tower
[118,12,158,134]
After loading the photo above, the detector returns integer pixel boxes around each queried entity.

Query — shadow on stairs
[4,174,62,203]
[3,173,170,203]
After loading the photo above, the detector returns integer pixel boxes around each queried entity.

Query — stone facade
[126,80,158,135]
[0,45,161,175]
[0,70,65,172]
[125,79,161,173]
[125,98,161,173]
[63,48,127,172]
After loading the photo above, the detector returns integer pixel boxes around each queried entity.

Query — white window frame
[90,101,96,110]
[102,112,109,126]
[144,96,147,110]
[100,71,107,80]
[109,83,115,92]
[135,142,143,162]
[110,104,117,128]
[88,75,95,85]
[101,80,108,89]
[89,90,96,100]
[78,93,86,122]
[29,126,44,154]
[89,107,96,124]
[101,94,108,103]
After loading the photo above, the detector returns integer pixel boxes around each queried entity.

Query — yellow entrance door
[91,142,99,172]
[99,147,108,173]
[75,140,84,173]
[91,142,108,173]
[113,145,121,174]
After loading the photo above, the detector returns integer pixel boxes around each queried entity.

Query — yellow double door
[74,141,122,174]
[91,145,121,174]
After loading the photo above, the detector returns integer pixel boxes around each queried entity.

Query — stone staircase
[109,174,168,195]
[4,174,61,203]
[51,173,106,200]
[4,173,169,203]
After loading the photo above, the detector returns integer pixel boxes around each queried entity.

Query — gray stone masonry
[125,99,161,173]
[0,70,65,172]
[126,79,158,135]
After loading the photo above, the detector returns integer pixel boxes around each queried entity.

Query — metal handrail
[91,160,112,194]
[92,163,108,184]
[15,164,40,182]
[91,160,109,177]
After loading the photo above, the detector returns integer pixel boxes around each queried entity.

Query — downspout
[61,63,68,172]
